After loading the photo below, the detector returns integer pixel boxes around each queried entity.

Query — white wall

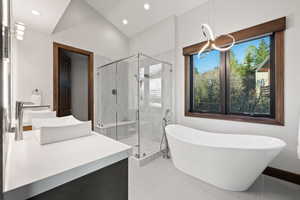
[129,15,176,74]
[14,29,53,106]
[176,0,300,174]
[129,16,176,56]
[14,0,129,109]
[53,0,129,61]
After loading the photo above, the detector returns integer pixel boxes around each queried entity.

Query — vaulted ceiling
[12,0,71,34]
[84,0,208,37]
[12,0,208,37]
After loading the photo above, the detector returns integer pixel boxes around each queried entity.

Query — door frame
[53,42,94,127]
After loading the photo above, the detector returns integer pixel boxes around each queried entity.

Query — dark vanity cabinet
[28,159,128,200]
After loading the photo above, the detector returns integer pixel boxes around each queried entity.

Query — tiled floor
[129,157,300,200]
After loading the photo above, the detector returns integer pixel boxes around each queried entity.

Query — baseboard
[263,167,300,185]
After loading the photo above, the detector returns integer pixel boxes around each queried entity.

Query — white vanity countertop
[4,130,132,200]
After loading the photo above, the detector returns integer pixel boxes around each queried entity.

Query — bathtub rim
[165,124,286,151]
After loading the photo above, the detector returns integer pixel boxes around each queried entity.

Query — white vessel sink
[23,110,56,125]
[32,116,92,145]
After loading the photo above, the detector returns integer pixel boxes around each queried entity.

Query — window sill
[185,112,284,126]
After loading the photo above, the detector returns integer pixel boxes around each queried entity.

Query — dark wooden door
[58,51,72,116]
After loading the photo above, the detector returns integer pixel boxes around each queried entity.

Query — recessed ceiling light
[144,3,150,10]
[122,19,128,25]
[32,10,40,16]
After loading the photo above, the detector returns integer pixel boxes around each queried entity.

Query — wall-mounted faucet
[15,101,50,141]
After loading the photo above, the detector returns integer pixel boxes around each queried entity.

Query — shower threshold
[119,135,163,166]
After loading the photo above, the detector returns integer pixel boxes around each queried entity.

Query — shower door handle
[112,89,117,95]
[136,110,139,120]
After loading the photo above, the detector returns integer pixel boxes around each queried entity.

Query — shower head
[134,74,151,84]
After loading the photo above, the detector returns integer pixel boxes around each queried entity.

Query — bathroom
[1,0,300,199]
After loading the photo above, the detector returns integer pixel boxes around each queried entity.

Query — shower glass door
[116,58,139,157]
[138,56,173,157]
[97,63,117,140]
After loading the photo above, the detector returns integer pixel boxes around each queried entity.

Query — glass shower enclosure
[96,53,173,158]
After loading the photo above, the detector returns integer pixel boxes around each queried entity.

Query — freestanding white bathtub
[165,124,286,191]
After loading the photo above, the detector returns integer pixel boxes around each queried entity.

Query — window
[140,64,163,108]
[184,17,285,125]
[228,36,273,117]
[149,64,162,108]
[149,78,162,107]
[191,50,221,113]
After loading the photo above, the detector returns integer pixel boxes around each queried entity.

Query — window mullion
[225,51,230,115]
[220,52,227,114]
[189,56,194,112]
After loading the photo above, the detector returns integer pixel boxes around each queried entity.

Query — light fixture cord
[212,0,216,37]
[208,0,211,34]
[198,0,235,56]
[208,0,215,35]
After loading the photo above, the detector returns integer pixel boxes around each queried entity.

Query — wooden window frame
[183,17,286,125]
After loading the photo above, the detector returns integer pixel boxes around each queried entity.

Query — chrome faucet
[15,101,50,141]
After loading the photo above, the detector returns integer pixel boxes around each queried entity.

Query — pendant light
[198,0,235,56]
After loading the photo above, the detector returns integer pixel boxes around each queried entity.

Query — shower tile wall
[153,50,176,122]
[117,61,137,140]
